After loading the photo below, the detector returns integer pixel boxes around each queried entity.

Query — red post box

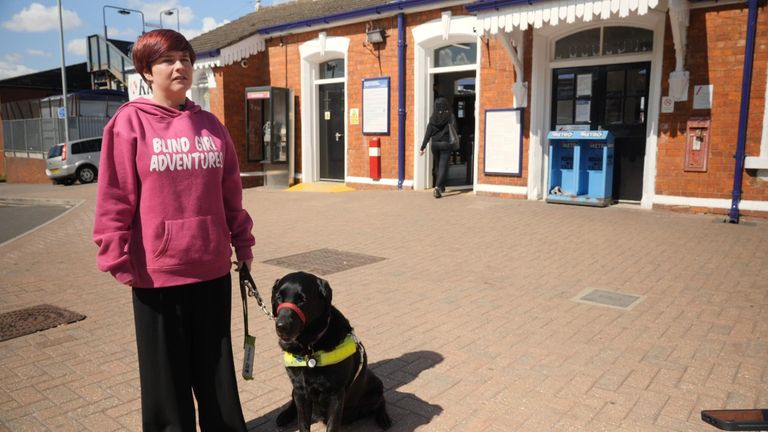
[369,137,381,180]
[684,118,710,172]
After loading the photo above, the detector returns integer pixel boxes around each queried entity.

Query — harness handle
[237,264,273,380]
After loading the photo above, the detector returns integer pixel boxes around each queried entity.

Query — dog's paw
[275,401,297,427]
[375,404,392,430]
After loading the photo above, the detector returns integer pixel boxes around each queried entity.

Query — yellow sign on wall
[349,108,360,125]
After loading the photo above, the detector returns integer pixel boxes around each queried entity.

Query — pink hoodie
[93,98,254,288]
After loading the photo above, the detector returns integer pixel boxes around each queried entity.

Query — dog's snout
[276,320,290,332]
[275,311,302,341]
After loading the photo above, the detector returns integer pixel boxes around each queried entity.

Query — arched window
[434,43,477,68]
[319,59,345,79]
[554,26,653,60]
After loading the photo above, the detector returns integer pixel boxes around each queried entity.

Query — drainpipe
[728,0,759,224]
[397,13,406,189]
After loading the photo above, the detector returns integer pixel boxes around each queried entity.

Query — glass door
[551,62,650,201]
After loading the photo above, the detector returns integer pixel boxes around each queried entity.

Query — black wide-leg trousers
[132,273,246,432]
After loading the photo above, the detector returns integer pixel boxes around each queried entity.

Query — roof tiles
[189,0,392,53]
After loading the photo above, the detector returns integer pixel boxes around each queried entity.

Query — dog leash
[237,264,274,380]
[238,264,274,321]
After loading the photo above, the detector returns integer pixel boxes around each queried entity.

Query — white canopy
[476,0,661,34]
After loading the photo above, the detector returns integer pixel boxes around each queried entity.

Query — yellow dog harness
[284,333,360,368]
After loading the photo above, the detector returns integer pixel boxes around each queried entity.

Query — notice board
[484,108,524,176]
[362,77,390,135]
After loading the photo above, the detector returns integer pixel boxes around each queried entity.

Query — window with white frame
[554,26,653,60]
[319,59,345,79]
[434,43,478,68]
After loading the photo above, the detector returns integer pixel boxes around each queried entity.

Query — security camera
[240,59,249,68]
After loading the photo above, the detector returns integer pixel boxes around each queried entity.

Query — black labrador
[271,271,391,432]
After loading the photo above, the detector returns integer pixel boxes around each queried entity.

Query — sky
[0,0,289,80]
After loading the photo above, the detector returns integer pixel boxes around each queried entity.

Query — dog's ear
[271,278,281,315]
[317,277,333,305]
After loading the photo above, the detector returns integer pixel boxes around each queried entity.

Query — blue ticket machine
[547,130,614,207]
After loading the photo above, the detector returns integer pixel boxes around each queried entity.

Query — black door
[551,62,650,201]
[319,83,345,181]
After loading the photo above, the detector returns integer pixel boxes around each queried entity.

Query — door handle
[335,132,344,141]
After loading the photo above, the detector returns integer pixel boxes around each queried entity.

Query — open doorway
[551,62,650,201]
[432,72,475,188]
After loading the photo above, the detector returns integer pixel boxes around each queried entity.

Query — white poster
[484,109,523,176]
[577,74,592,97]
[575,100,591,122]
[362,77,390,134]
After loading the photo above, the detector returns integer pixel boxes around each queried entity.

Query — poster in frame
[483,108,524,176]
[362,77,390,135]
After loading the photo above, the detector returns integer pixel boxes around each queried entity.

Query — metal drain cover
[0,304,86,342]
[263,248,385,275]
[573,289,644,310]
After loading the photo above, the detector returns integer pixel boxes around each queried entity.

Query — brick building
[185,0,767,220]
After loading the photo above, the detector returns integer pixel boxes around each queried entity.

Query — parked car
[46,137,101,185]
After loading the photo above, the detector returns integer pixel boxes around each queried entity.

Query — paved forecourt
[0,182,766,431]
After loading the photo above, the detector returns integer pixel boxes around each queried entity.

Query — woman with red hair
[93,29,252,431]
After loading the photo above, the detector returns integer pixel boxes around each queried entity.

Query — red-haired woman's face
[143,50,193,100]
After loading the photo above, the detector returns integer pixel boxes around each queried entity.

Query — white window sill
[745,156,768,170]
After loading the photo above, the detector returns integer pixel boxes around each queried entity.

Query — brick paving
[0,182,766,432]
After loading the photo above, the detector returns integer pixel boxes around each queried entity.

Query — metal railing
[87,34,133,86]
[2,117,109,156]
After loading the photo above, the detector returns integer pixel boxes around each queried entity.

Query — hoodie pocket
[151,216,230,267]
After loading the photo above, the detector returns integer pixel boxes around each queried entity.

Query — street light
[160,8,179,32]
[102,5,145,40]
[57,0,69,144]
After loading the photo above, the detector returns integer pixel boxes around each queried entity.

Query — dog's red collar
[277,303,306,324]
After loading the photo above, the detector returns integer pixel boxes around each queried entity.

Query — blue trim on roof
[465,0,734,12]
[196,49,221,58]
[257,0,453,35]
[465,0,533,13]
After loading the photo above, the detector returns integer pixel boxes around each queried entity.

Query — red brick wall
[342,6,472,183]
[206,7,472,188]
[345,17,401,180]
[263,35,305,181]
[205,3,767,209]
[210,40,306,187]
[327,6,531,187]
[210,58,268,188]
[656,4,768,202]
[207,6,523,189]
[4,157,48,183]
[475,30,531,188]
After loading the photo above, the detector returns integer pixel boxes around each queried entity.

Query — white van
[45,137,101,185]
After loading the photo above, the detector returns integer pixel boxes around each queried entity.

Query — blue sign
[548,130,611,141]
[57,107,66,119]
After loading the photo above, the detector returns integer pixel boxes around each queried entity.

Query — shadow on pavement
[246,350,444,431]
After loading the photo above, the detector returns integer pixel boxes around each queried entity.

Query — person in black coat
[419,97,457,198]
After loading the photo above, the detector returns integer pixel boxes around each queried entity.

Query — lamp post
[160,8,180,31]
[102,5,145,40]
[57,0,69,144]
